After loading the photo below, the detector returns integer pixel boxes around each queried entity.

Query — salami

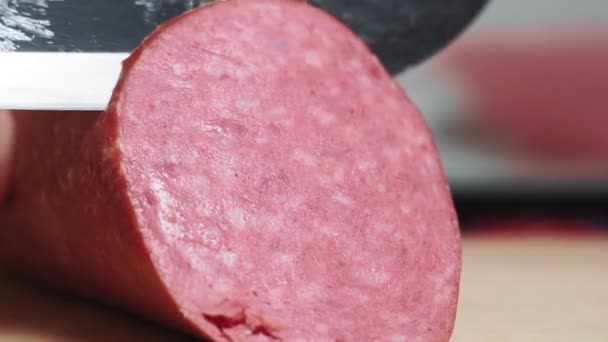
[0,1,461,341]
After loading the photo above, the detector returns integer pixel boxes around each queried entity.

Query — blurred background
[400,0,608,225]
[0,1,607,341]
[400,4,608,339]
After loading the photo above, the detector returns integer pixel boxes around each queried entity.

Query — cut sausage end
[0,1,460,341]
[112,1,460,340]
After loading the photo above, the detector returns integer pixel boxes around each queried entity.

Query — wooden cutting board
[453,237,608,342]
[1,237,607,341]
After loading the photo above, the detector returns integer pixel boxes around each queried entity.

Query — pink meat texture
[0,1,461,341]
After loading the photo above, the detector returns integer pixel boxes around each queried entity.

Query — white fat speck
[310,107,336,127]
[396,316,412,325]
[353,252,371,263]
[263,214,284,232]
[303,50,322,68]
[320,225,338,238]
[276,253,294,266]
[356,292,371,304]
[318,34,334,46]
[319,34,331,46]
[242,261,254,271]
[283,195,305,211]
[261,63,278,73]
[316,174,332,186]
[240,29,254,42]
[385,97,400,110]
[357,160,376,171]
[218,108,233,118]
[424,154,437,169]
[200,120,225,135]
[201,229,221,249]
[332,191,353,206]
[221,135,235,146]
[315,323,329,334]
[199,199,214,217]
[382,147,401,163]
[297,283,322,301]
[432,184,442,198]
[150,177,184,243]
[167,153,180,166]
[226,204,246,230]
[378,310,396,323]
[291,149,317,167]
[214,278,233,293]
[348,58,363,71]
[401,145,414,156]
[342,126,360,143]
[363,93,377,105]
[221,250,238,267]
[260,3,281,18]
[194,175,210,188]
[388,334,407,342]
[328,87,341,97]
[226,63,248,79]
[358,74,372,87]
[210,97,227,111]
[280,117,295,127]
[414,134,426,146]
[203,56,223,77]
[400,204,412,215]
[268,287,285,300]
[169,80,191,91]
[171,63,185,75]
[267,106,287,117]
[236,97,258,112]
[255,134,269,144]
[181,244,209,272]
[376,183,386,193]
[433,276,453,303]
[363,268,390,286]
[333,168,344,182]
[373,222,390,232]
[218,167,237,186]
[342,287,370,305]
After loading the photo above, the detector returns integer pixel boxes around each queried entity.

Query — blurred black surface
[311,0,488,73]
[6,0,487,73]
[454,191,608,227]
[7,0,197,52]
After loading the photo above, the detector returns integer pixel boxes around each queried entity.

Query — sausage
[0,1,461,341]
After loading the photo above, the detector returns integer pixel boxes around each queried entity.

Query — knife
[0,0,487,111]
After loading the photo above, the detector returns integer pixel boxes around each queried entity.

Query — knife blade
[0,0,487,110]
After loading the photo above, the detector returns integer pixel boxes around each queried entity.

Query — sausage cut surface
[0,1,460,341]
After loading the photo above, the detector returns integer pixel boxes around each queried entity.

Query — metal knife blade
[0,52,125,111]
[0,0,487,110]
